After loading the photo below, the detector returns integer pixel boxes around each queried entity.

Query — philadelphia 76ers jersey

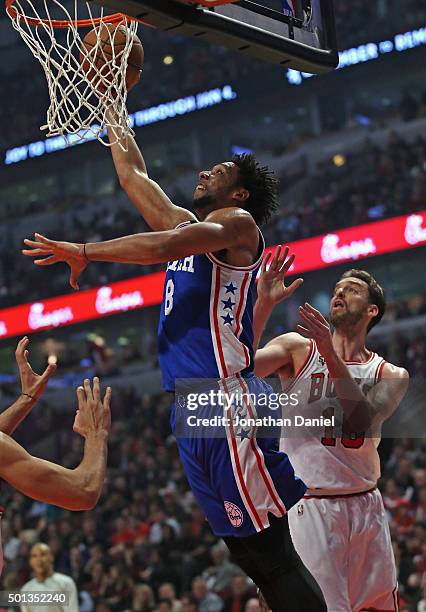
[158,222,264,391]
[281,340,387,495]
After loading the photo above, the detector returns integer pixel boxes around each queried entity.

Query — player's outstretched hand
[73,378,111,439]
[22,233,88,290]
[257,245,303,305]
[298,302,334,357]
[16,336,57,401]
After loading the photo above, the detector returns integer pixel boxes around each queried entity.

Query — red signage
[0,212,424,340]
[0,272,165,340]
[263,211,426,275]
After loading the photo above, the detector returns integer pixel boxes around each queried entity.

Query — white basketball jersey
[280,340,386,496]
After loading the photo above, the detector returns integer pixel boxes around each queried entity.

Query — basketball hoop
[5,0,142,149]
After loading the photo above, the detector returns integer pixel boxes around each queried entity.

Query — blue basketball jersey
[157,220,306,537]
[158,221,264,391]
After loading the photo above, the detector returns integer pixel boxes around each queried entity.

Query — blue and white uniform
[158,221,306,537]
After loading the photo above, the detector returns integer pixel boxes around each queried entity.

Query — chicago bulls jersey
[281,340,387,495]
[158,222,264,391]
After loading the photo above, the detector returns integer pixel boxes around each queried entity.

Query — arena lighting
[333,154,346,167]
[231,145,254,155]
[3,84,237,165]
[0,212,424,340]
[287,24,426,85]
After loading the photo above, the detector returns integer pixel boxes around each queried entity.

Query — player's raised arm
[298,302,409,429]
[22,208,259,289]
[0,337,57,436]
[0,378,111,511]
[253,246,303,350]
[107,123,196,231]
[254,334,297,378]
[253,246,304,376]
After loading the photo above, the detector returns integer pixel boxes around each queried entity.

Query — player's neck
[193,201,233,220]
[331,329,370,363]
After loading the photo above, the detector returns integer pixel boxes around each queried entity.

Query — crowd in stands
[372,322,426,378]
[0,130,424,309]
[267,131,426,245]
[0,316,425,610]
[333,0,426,48]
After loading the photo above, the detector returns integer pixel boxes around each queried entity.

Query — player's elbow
[71,488,100,511]
[64,472,102,510]
[81,493,99,511]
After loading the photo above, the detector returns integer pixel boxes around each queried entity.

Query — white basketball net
[6,0,139,149]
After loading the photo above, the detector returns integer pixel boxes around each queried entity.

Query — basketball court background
[0,0,425,609]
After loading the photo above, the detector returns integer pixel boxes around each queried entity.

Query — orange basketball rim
[5,0,148,28]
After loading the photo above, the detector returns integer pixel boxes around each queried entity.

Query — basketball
[80,23,144,94]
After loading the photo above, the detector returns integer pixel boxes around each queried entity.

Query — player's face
[193,162,241,210]
[329,278,372,329]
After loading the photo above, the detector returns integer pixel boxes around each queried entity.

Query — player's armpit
[366,363,409,422]
[0,433,97,510]
[119,169,197,231]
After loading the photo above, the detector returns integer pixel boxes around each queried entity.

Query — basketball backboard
[94,0,338,74]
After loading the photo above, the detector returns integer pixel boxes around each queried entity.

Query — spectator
[20,543,79,612]
[222,575,252,612]
[191,577,224,612]
[201,542,242,596]
[129,584,155,612]
[158,583,181,612]
[180,594,198,612]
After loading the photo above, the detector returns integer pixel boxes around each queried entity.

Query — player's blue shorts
[171,374,306,537]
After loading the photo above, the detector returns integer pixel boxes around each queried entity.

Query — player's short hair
[340,269,386,332]
[232,154,279,225]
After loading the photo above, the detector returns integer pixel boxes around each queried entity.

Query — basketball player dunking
[22,131,326,610]
[254,246,409,612]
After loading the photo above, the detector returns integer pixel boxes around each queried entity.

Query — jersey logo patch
[297,503,304,516]
[224,501,244,528]
[318,355,326,366]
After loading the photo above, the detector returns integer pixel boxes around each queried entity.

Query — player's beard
[192,193,217,210]
[329,306,365,330]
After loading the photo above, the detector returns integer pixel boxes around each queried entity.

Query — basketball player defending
[0,337,111,573]
[22,136,326,609]
[254,246,409,612]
